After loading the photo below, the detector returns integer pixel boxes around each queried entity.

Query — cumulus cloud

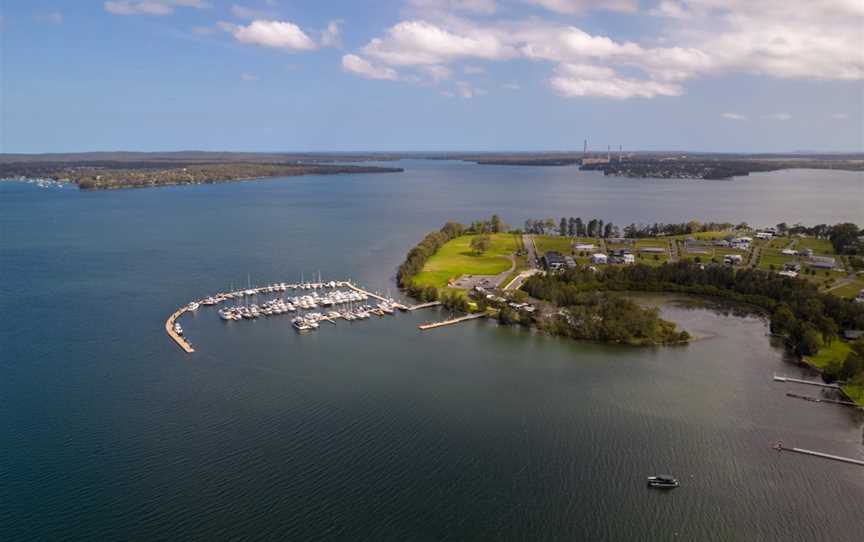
[526,0,639,14]
[550,63,683,99]
[721,112,748,121]
[342,54,401,80]
[221,20,317,51]
[339,0,863,100]
[104,0,209,16]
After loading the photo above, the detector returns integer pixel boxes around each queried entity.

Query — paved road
[523,234,539,268]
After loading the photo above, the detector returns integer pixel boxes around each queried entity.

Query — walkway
[418,313,486,330]
[166,308,195,353]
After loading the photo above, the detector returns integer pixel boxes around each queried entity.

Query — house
[809,256,836,269]
[724,254,743,265]
[573,243,595,251]
[639,247,665,254]
[783,262,801,272]
[800,248,814,257]
[780,248,797,256]
[756,231,774,240]
[843,330,864,340]
[590,253,608,264]
[622,254,635,265]
[778,270,798,278]
[714,239,731,248]
[564,256,577,268]
[543,251,566,271]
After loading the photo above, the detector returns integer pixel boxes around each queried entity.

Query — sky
[1,0,862,153]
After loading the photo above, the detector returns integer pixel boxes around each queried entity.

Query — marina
[166,279,430,352]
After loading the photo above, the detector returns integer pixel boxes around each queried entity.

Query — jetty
[418,313,486,330]
[777,445,864,467]
[166,308,195,353]
[785,392,862,408]
[772,375,841,389]
[404,301,442,311]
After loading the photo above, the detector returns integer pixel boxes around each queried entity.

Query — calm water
[1,161,862,541]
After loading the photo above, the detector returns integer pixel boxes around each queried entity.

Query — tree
[559,217,568,237]
[491,214,505,234]
[829,222,860,254]
[770,304,796,336]
[598,219,605,238]
[603,222,615,238]
[568,217,577,237]
[794,323,822,356]
[575,217,585,237]
[470,235,491,254]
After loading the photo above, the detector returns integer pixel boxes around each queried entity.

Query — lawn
[534,235,575,256]
[842,384,864,406]
[796,237,835,255]
[412,233,517,288]
[826,276,864,299]
[805,340,852,371]
[758,248,796,270]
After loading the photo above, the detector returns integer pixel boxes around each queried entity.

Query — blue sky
[2,0,862,153]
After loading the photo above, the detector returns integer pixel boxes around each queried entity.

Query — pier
[785,392,862,408]
[772,375,841,389]
[166,308,195,353]
[418,313,486,330]
[778,446,864,467]
[404,301,442,311]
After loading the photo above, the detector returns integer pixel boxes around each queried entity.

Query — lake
[1,161,862,541]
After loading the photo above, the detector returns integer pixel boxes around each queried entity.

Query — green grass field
[758,248,796,270]
[805,340,852,371]
[796,237,835,255]
[534,235,575,256]
[412,233,517,288]
[826,277,864,299]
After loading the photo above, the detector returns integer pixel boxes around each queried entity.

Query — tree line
[522,261,864,360]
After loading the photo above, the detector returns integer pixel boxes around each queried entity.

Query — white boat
[173,323,183,335]
[187,302,199,311]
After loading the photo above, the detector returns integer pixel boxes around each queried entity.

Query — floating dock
[404,301,442,311]
[418,313,486,330]
[773,375,841,389]
[780,446,864,467]
[165,308,195,353]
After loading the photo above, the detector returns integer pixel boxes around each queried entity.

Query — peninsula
[0,151,403,190]
[398,216,864,404]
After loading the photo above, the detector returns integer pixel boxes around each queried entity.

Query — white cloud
[342,54,401,80]
[221,20,317,51]
[830,113,848,120]
[762,112,792,121]
[104,0,209,16]
[721,112,748,121]
[35,12,64,24]
[502,82,521,90]
[526,0,639,14]
[455,80,486,98]
[550,63,683,99]
[240,72,259,81]
[320,20,343,48]
[191,25,214,35]
[361,20,516,66]
[340,0,863,100]
[424,65,453,81]
[463,65,485,74]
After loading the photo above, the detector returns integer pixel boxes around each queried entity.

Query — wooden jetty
[165,307,195,353]
[773,375,841,389]
[404,301,442,311]
[418,313,486,330]
[778,446,864,467]
[785,392,861,408]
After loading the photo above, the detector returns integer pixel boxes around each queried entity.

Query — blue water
[1,161,862,541]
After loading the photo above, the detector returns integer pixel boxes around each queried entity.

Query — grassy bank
[412,233,518,288]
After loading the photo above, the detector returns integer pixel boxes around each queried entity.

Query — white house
[574,243,595,251]
[780,248,797,256]
[622,254,635,265]
[591,253,608,264]
[724,254,743,265]
[756,231,774,240]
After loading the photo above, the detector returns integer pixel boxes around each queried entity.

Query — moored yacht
[647,475,679,488]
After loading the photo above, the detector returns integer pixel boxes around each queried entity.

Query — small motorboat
[647,475,679,489]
